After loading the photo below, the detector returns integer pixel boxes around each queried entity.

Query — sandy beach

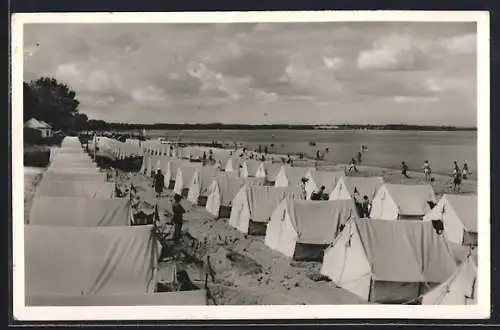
[23,139,477,306]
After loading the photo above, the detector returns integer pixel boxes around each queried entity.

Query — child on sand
[462,162,470,180]
[423,160,432,182]
[452,171,462,193]
[401,161,410,178]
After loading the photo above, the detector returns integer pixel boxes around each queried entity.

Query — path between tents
[124,172,366,305]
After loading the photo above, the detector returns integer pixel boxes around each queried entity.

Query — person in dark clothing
[401,161,410,178]
[311,186,327,200]
[154,169,165,197]
[172,194,186,242]
[357,151,362,164]
[360,195,371,218]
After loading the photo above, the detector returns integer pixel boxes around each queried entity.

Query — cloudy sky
[23,22,477,126]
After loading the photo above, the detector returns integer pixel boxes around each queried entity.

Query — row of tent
[138,152,477,247]
[91,136,479,305]
[25,137,207,306]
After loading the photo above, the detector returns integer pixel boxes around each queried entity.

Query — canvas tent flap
[355,219,459,283]
[341,177,385,200]
[25,225,158,297]
[247,186,303,223]
[26,290,208,306]
[217,176,263,205]
[288,199,359,244]
[309,171,344,194]
[444,194,478,232]
[421,253,477,305]
[385,184,436,216]
[264,163,283,181]
[35,180,114,199]
[42,172,106,182]
[28,197,131,226]
[196,167,218,194]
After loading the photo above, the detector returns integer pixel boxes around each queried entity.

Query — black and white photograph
[12,11,490,320]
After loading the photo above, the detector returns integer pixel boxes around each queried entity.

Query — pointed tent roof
[383,183,436,216]
[214,175,264,205]
[421,250,478,305]
[443,194,478,232]
[284,199,359,244]
[339,176,385,200]
[245,186,304,223]
[308,170,345,193]
[262,162,283,181]
[352,218,463,283]
[279,166,316,185]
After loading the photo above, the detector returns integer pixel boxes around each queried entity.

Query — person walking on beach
[154,169,165,198]
[357,151,362,165]
[452,161,460,176]
[347,158,359,174]
[401,161,410,178]
[423,160,432,182]
[172,194,186,242]
[462,162,470,180]
[452,170,462,193]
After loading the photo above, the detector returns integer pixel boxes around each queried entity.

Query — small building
[24,118,53,138]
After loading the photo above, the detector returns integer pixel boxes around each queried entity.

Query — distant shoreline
[86,122,477,132]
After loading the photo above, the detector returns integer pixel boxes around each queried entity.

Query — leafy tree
[24,77,82,131]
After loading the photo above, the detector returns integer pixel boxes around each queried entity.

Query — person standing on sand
[401,161,410,178]
[462,162,470,180]
[357,151,362,164]
[299,177,308,200]
[172,194,186,242]
[423,160,432,182]
[154,169,165,198]
[452,170,462,193]
[452,161,460,176]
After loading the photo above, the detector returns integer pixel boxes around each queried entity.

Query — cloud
[393,95,440,103]
[442,33,476,54]
[357,33,430,71]
[23,22,477,125]
[131,86,166,102]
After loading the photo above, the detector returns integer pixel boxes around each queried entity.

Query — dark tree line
[24,77,89,132]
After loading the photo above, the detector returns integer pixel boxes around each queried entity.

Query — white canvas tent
[163,159,189,188]
[370,183,436,220]
[274,166,315,188]
[261,162,283,182]
[42,171,106,182]
[304,170,345,200]
[173,163,203,196]
[35,180,115,199]
[205,175,264,218]
[25,225,160,299]
[224,157,242,174]
[187,166,218,205]
[265,199,359,261]
[423,194,478,246]
[320,218,464,304]
[28,197,132,226]
[240,160,263,178]
[421,251,477,305]
[330,176,385,201]
[27,290,208,306]
[229,185,304,235]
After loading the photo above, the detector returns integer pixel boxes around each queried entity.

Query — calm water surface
[145,129,477,176]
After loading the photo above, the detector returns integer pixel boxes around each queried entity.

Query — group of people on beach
[400,159,470,192]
